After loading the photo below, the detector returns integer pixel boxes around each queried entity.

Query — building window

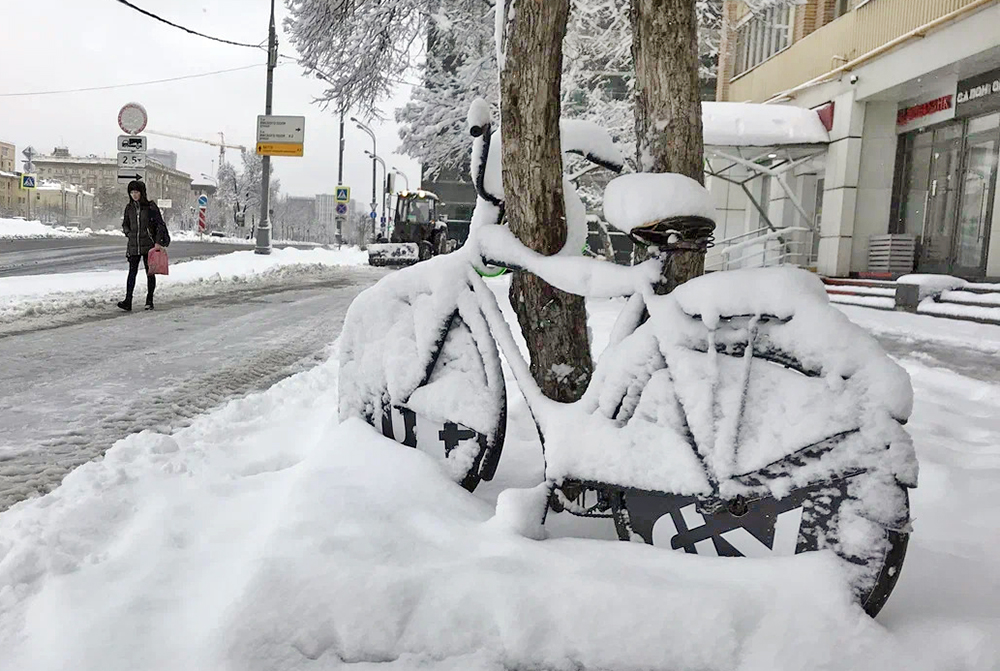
[734,4,794,75]
[834,0,851,19]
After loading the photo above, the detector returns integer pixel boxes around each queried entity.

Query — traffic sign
[159,199,173,209]
[335,186,350,203]
[118,170,146,184]
[22,146,37,174]
[118,135,147,152]
[255,142,304,157]
[256,115,305,157]
[118,102,148,135]
[256,115,305,143]
[336,203,348,215]
[198,206,207,232]
[118,152,147,169]
[370,211,377,219]
[20,174,36,190]
[197,194,209,207]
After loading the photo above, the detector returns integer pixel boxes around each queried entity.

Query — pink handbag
[147,247,169,276]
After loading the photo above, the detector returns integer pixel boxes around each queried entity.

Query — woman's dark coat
[122,199,168,257]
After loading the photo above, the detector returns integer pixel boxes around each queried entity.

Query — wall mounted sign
[896,78,958,135]
[956,66,1000,118]
[897,95,953,127]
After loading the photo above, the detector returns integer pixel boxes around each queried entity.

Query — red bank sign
[897,95,953,127]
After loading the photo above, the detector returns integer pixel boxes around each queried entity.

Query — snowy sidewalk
[0,246,370,331]
[0,280,997,670]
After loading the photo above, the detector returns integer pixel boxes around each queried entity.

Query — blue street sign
[20,175,36,189]
[335,186,350,203]
[380,216,386,224]
[197,194,209,207]
[336,203,348,215]
[369,211,377,219]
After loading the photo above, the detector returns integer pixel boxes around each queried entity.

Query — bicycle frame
[337,103,917,617]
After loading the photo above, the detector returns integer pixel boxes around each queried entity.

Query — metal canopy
[704,143,827,233]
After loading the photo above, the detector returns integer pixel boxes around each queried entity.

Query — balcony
[725,0,988,103]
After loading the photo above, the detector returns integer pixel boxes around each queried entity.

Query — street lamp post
[350,116,377,241]
[256,0,278,255]
[364,149,388,236]
[391,167,410,191]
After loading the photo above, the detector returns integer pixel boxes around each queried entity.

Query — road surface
[0,265,385,511]
[0,236,264,277]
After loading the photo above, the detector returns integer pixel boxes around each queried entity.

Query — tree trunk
[632,0,711,293]
[500,0,592,403]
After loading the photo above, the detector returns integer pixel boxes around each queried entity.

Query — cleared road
[0,265,385,511]
[0,236,258,277]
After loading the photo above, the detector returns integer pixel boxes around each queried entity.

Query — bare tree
[632,0,710,293]
[499,0,593,403]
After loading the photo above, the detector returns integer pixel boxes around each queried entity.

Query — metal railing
[705,226,816,272]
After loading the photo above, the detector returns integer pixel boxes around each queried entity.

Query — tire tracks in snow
[0,269,384,512]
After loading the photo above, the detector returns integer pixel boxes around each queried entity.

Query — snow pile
[0,272,996,669]
[168,230,254,245]
[702,102,831,146]
[0,349,930,671]
[603,173,716,233]
[0,247,369,326]
[166,231,325,247]
[0,217,90,239]
[897,273,968,300]
[561,118,625,171]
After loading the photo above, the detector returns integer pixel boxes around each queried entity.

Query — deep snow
[0,272,997,670]
[0,217,91,239]
[0,245,368,330]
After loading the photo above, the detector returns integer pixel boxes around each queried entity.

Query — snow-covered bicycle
[339,100,917,617]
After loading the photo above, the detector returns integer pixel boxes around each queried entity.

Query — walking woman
[118,180,168,311]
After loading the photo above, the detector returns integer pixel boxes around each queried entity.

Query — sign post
[333,186,350,247]
[197,194,209,237]
[21,146,37,220]
[117,103,148,186]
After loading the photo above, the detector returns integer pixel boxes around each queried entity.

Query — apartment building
[0,171,23,216]
[32,147,193,223]
[714,0,1000,280]
[34,181,95,225]
[0,141,15,172]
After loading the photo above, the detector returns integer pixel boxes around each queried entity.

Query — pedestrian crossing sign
[20,174,36,190]
[335,186,350,203]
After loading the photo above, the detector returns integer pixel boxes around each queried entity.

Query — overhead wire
[0,63,266,97]
[111,0,264,49]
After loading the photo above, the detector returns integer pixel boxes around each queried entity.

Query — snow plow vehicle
[368,190,449,267]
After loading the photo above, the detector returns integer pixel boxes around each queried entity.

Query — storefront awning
[702,102,831,147]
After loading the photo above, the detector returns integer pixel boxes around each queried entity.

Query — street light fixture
[364,149,389,232]
[350,116,378,226]
[391,166,410,191]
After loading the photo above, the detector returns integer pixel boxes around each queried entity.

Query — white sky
[0,0,422,201]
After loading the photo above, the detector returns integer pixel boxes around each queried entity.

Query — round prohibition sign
[118,102,148,135]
